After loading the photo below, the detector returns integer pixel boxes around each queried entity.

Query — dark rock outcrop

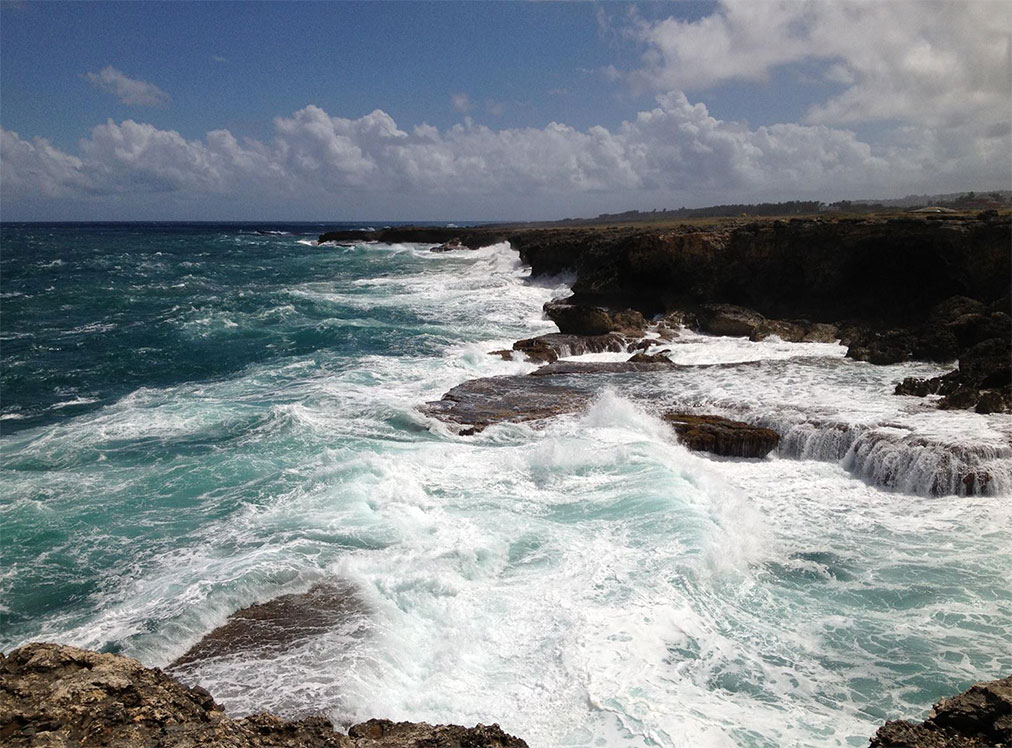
[697,304,766,338]
[422,375,592,432]
[171,584,366,668]
[320,215,1011,413]
[543,300,614,336]
[626,352,674,364]
[543,300,647,337]
[870,674,1012,748]
[508,332,627,363]
[349,720,527,748]
[663,412,780,458]
[529,360,678,376]
[429,238,470,253]
[894,337,1012,413]
[0,642,349,747]
[0,643,529,748]
[320,216,1011,327]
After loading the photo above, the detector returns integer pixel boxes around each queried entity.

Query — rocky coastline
[325,214,1012,496]
[321,214,1011,415]
[3,215,1007,746]
[3,642,1009,747]
[0,643,528,747]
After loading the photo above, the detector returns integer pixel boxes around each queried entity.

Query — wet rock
[749,319,839,344]
[430,238,469,253]
[510,333,627,363]
[749,319,807,342]
[171,583,366,668]
[627,352,673,364]
[662,412,780,458]
[845,328,916,365]
[869,674,1012,748]
[543,300,614,335]
[659,412,777,459]
[0,643,530,748]
[529,360,678,376]
[0,643,351,747]
[697,304,766,338]
[894,335,1012,412]
[349,719,527,747]
[801,322,840,343]
[422,375,591,432]
[895,376,943,398]
[609,308,648,336]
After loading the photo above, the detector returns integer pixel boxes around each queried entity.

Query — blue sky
[2,1,1009,221]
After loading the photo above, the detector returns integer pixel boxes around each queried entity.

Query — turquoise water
[2,224,1010,747]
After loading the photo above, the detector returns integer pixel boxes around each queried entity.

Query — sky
[1,0,1010,221]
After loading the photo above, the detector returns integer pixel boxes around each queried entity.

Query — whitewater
[2,223,1010,747]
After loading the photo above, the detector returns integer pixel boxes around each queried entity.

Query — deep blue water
[1,222,453,433]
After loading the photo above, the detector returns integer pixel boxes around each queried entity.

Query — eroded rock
[171,583,366,668]
[349,719,527,748]
[543,300,614,336]
[0,643,530,748]
[422,375,591,432]
[0,642,350,747]
[663,412,780,458]
[697,304,766,338]
[510,333,628,363]
[869,674,1012,748]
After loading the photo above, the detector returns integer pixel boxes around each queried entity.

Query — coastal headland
[324,211,1012,421]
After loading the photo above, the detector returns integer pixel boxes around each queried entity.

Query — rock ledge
[0,642,527,748]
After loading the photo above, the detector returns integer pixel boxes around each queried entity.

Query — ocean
[1,223,1010,747]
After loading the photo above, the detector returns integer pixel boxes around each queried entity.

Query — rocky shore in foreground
[0,643,528,747]
[3,641,1009,747]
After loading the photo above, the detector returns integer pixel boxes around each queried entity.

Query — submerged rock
[870,674,1012,748]
[0,643,529,748]
[663,412,780,458]
[171,583,366,668]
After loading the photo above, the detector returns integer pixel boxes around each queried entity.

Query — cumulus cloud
[451,93,471,113]
[84,66,171,107]
[620,0,1011,131]
[9,91,1001,213]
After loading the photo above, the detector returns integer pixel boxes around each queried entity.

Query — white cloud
[0,129,90,197]
[621,0,1011,131]
[2,91,1007,216]
[451,93,471,113]
[84,66,171,107]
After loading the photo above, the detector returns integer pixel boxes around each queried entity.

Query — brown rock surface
[422,375,592,432]
[510,332,628,363]
[0,642,351,747]
[870,674,1012,748]
[0,643,529,748]
[663,412,780,458]
[349,719,527,747]
[171,583,366,668]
